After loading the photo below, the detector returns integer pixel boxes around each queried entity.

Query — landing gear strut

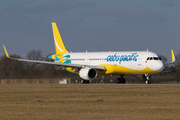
[116,75,126,84]
[80,78,89,84]
[143,74,151,84]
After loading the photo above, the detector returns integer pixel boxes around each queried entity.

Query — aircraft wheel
[85,80,90,84]
[80,79,89,84]
[122,78,126,84]
[148,80,151,84]
[116,78,126,84]
[146,80,151,84]
[80,79,84,84]
[116,78,121,84]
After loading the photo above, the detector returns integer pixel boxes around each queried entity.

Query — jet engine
[79,68,97,80]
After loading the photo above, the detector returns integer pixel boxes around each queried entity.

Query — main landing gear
[116,76,126,84]
[80,78,89,84]
[143,74,151,84]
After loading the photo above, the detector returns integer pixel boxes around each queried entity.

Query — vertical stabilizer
[52,22,67,54]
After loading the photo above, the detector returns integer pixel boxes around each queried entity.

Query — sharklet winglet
[171,49,175,63]
[3,45,9,57]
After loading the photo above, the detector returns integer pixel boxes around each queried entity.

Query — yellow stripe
[3,45,9,57]
[98,64,158,74]
[62,65,158,75]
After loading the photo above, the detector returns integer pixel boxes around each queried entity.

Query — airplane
[3,22,175,84]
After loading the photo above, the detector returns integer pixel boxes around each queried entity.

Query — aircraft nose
[154,61,165,72]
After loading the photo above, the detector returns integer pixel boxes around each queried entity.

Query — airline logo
[48,55,71,64]
[106,53,139,64]
[63,55,71,64]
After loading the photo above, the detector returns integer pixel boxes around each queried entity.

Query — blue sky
[0,0,180,61]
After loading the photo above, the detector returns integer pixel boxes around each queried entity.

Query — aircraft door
[137,54,143,66]
[85,56,89,64]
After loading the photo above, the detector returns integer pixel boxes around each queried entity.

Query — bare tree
[159,55,168,63]
[26,49,43,60]
[174,53,180,70]
[0,54,25,79]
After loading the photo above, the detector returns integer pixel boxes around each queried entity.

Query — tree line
[0,49,180,79]
[0,49,73,79]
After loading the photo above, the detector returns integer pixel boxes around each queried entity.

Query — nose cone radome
[154,61,165,72]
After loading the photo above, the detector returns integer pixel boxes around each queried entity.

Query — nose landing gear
[143,74,151,84]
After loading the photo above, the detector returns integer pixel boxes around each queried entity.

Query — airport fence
[0,78,71,85]
[71,75,180,84]
[0,76,180,84]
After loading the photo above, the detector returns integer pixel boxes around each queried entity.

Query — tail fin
[52,22,67,54]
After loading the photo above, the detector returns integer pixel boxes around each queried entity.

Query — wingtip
[171,49,175,63]
[52,22,56,25]
[3,45,9,57]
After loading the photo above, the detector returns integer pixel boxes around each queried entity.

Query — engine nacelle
[79,68,97,80]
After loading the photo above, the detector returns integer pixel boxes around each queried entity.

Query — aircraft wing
[3,45,105,71]
[23,55,55,61]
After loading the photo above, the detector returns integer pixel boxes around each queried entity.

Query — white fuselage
[61,51,165,75]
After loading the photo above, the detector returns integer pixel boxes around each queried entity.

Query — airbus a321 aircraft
[3,22,175,84]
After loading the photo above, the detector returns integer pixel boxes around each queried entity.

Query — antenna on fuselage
[147,49,149,52]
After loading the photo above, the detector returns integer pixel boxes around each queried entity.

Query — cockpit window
[153,57,158,60]
[158,56,162,60]
[146,57,162,61]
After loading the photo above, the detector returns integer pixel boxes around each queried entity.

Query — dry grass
[0,84,180,120]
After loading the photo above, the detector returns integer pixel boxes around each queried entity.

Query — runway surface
[0,84,179,120]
